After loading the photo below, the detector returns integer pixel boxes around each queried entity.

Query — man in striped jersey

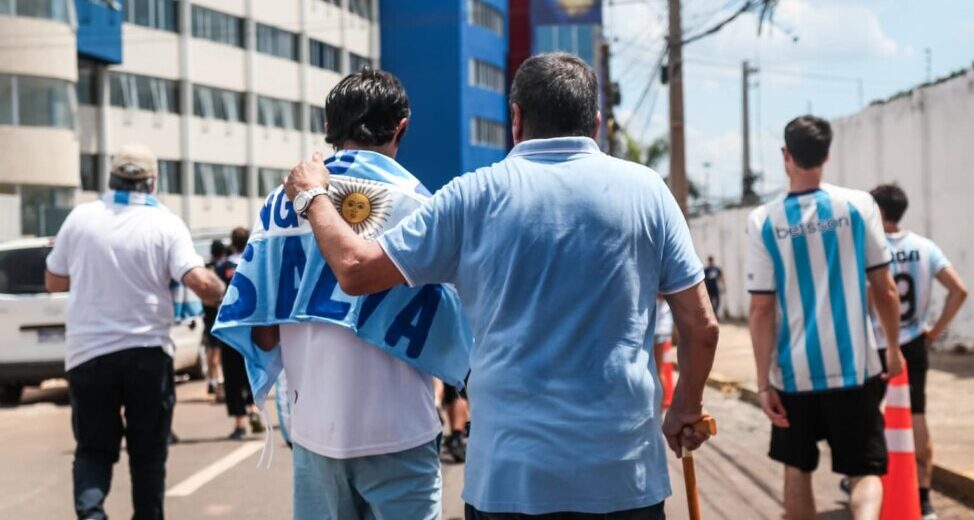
[746,116,904,520]
[869,184,968,520]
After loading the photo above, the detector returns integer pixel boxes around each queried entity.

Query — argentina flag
[211,150,473,407]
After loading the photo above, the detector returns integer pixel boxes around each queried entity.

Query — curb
[704,371,974,509]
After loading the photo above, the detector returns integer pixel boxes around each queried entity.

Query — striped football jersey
[746,184,892,393]
[872,231,951,347]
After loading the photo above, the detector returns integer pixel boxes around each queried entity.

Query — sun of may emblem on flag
[328,177,392,238]
[558,0,595,16]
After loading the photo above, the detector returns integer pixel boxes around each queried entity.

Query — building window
[469,59,505,93]
[76,66,98,105]
[258,168,285,197]
[469,0,503,35]
[0,75,13,125]
[109,72,180,114]
[257,95,298,130]
[309,39,341,72]
[157,159,181,194]
[348,0,371,20]
[256,23,299,61]
[125,0,178,32]
[349,53,372,72]
[194,163,246,197]
[0,0,71,23]
[191,5,244,48]
[80,153,100,191]
[193,84,245,123]
[0,74,76,129]
[471,117,505,149]
[21,185,74,237]
[310,106,326,134]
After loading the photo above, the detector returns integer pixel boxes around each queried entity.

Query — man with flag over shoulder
[285,52,720,519]
[212,68,472,520]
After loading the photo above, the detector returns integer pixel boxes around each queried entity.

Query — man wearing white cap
[46,144,226,520]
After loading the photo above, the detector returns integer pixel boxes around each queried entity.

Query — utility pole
[741,60,759,206]
[667,0,688,214]
[600,40,619,157]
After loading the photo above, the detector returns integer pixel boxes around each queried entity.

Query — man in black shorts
[868,184,968,519]
[746,116,904,519]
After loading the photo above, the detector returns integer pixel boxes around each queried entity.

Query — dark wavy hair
[324,68,410,148]
[871,183,909,223]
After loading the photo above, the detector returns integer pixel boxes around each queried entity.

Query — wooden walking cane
[682,415,717,520]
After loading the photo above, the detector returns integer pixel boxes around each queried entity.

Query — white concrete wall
[689,208,752,321]
[690,67,974,349]
[0,17,77,83]
[0,127,79,186]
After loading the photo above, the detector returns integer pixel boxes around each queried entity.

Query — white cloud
[689,0,900,65]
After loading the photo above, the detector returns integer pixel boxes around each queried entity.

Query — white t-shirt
[46,195,204,370]
[279,322,441,459]
[872,231,951,348]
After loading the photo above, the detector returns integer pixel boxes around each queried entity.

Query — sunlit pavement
[1,380,969,519]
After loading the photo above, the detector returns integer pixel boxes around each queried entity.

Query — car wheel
[0,384,24,406]
[184,346,207,381]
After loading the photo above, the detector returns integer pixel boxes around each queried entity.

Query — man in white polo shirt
[46,144,226,520]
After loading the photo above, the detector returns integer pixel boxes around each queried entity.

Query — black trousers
[465,502,665,520]
[68,347,175,520]
[220,342,254,417]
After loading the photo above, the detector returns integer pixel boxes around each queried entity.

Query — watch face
[294,192,310,213]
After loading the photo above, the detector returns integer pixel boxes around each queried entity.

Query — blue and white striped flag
[211,151,473,407]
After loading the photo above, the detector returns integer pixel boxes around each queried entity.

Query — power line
[621,45,668,131]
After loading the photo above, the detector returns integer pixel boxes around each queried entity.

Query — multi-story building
[379,0,508,192]
[509,0,615,152]
[0,0,379,238]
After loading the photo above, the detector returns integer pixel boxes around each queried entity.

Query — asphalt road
[0,381,969,519]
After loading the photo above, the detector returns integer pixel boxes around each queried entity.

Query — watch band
[298,186,328,217]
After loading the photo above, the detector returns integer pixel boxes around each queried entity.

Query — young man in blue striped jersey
[869,184,968,520]
[746,115,905,520]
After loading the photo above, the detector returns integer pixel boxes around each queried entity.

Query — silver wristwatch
[293,186,328,217]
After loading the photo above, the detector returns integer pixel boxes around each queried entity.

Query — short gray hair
[510,52,599,139]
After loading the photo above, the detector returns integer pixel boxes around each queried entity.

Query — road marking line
[166,441,263,497]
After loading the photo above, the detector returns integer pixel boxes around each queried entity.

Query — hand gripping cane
[682,415,717,520]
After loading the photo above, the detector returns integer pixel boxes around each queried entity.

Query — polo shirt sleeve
[46,208,77,276]
[378,177,464,287]
[167,217,204,281]
[863,199,893,270]
[658,188,705,294]
[745,209,776,293]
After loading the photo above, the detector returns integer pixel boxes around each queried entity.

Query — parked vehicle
[0,238,207,405]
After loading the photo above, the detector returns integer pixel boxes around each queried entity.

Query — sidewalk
[705,322,974,506]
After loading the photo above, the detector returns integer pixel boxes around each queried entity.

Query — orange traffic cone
[879,367,921,520]
[660,341,675,409]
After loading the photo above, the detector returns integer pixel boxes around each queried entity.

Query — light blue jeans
[292,437,442,520]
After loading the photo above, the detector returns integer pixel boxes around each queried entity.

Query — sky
[605,0,974,204]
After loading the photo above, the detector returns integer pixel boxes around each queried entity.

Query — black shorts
[769,376,888,476]
[878,334,929,414]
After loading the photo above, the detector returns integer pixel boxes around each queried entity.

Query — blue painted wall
[74,0,124,64]
[380,0,508,192]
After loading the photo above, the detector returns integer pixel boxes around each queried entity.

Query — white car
[0,237,207,405]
